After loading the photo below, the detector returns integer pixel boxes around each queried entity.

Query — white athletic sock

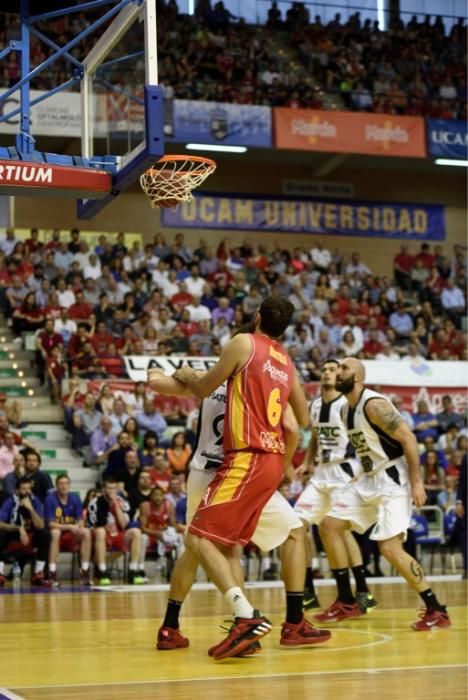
[262,557,271,572]
[81,562,90,571]
[312,557,320,569]
[224,587,254,619]
[35,561,45,574]
[129,562,138,571]
[0,562,4,575]
[49,563,57,573]
[98,563,107,572]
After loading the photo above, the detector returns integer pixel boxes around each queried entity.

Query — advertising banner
[274,108,426,157]
[0,89,81,137]
[161,193,446,240]
[427,119,468,159]
[167,100,272,147]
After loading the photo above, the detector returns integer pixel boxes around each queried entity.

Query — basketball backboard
[0,0,164,219]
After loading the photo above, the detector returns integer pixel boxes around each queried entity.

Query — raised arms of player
[173,334,252,398]
[147,369,204,397]
[365,398,426,507]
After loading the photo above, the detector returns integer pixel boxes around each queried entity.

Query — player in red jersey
[174,297,310,659]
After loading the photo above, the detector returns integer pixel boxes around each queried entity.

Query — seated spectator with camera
[0,476,51,586]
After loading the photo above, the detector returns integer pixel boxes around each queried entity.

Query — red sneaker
[0,574,6,587]
[49,571,60,588]
[31,572,53,587]
[210,610,272,661]
[157,626,190,650]
[208,637,262,657]
[313,600,363,623]
[280,617,332,646]
[79,568,92,586]
[412,608,452,631]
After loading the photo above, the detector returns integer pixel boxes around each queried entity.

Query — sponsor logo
[262,359,289,386]
[269,345,288,365]
[210,390,227,403]
[409,361,432,377]
[365,121,409,150]
[313,426,341,439]
[0,163,53,184]
[260,431,285,453]
[291,116,337,143]
[431,130,468,147]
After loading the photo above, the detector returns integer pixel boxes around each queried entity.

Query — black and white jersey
[311,394,354,466]
[190,382,227,471]
[342,388,405,475]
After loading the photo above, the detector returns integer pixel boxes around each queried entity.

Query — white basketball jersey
[189,382,227,471]
[311,394,354,466]
[342,388,405,475]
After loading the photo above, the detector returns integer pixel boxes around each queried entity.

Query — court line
[93,574,463,593]
[11,663,465,691]
[0,689,26,700]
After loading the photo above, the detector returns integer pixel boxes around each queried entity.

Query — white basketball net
[140,156,216,208]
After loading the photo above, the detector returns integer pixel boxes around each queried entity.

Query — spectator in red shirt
[428,329,452,360]
[25,228,43,255]
[415,243,436,270]
[90,321,114,357]
[36,317,64,385]
[148,452,172,492]
[363,329,383,358]
[12,291,45,336]
[47,345,66,403]
[68,290,93,325]
[67,324,90,360]
[170,282,193,313]
[393,244,414,291]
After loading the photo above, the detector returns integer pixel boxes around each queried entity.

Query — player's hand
[20,497,33,510]
[411,481,427,508]
[173,366,192,384]
[294,463,309,477]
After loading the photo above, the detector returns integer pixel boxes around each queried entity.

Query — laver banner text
[161,194,445,240]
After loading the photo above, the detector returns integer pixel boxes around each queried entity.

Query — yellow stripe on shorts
[230,372,248,450]
[211,451,253,506]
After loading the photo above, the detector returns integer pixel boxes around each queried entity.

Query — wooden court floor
[0,581,466,700]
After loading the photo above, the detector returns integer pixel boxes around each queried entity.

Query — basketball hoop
[140,155,217,209]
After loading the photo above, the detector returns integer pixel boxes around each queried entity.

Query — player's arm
[303,430,318,474]
[147,369,202,397]
[365,398,426,507]
[173,334,252,398]
[282,404,299,473]
[287,368,310,428]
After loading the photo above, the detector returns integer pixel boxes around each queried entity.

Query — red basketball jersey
[146,500,171,531]
[224,333,294,454]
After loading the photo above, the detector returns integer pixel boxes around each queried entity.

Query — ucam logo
[431,129,468,146]
[365,121,409,150]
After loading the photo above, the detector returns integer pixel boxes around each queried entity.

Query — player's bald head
[342,357,366,381]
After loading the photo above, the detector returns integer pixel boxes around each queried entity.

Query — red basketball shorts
[188,450,284,547]
[59,531,80,552]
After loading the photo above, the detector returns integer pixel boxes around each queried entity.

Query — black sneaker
[138,569,149,583]
[303,590,321,611]
[49,570,60,588]
[128,570,145,585]
[356,592,378,614]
